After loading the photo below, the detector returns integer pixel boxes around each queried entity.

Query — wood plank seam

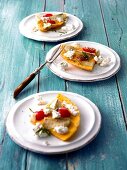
[24,150,28,170]
[22,1,46,168]
[116,18,123,48]
[98,0,127,128]
[66,154,68,170]
[0,127,6,145]
[0,131,7,157]
[98,0,110,47]
[61,1,69,169]
[115,0,123,47]
[115,78,127,128]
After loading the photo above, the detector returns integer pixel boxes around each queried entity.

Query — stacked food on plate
[60,43,111,71]
[30,94,80,141]
[35,13,68,32]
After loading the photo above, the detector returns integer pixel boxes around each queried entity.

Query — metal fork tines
[47,45,63,63]
[13,45,63,98]
[34,45,63,74]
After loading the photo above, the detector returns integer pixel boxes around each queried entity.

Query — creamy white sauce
[54,126,68,134]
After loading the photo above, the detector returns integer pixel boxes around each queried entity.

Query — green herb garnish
[34,124,51,137]
[29,108,34,113]
[82,51,89,61]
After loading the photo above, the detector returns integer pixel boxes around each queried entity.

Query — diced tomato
[78,55,88,61]
[82,47,96,53]
[47,19,55,24]
[58,107,71,118]
[43,13,53,17]
[35,110,45,121]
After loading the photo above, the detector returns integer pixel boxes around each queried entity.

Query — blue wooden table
[0,0,127,169]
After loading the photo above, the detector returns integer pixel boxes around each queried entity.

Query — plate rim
[6,91,101,154]
[19,11,83,42]
[46,40,121,82]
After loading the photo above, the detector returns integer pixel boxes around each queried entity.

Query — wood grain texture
[0,0,127,170]
[0,0,43,169]
[99,0,127,122]
[64,0,127,170]
[39,0,66,92]
[25,1,67,170]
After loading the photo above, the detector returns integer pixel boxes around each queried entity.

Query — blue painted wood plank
[0,0,43,143]
[25,1,67,170]
[39,0,66,92]
[0,134,27,170]
[100,0,127,118]
[64,0,127,170]
[0,0,43,169]
[0,0,127,170]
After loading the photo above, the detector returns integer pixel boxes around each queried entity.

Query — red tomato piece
[47,19,55,24]
[35,110,45,121]
[82,47,96,53]
[58,107,71,118]
[43,13,53,17]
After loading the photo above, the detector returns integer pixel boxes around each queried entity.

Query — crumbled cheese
[38,130,48,137]
[32,26,38,32]
[62,101,79,116]
[61,25,71,32]
[57,17,63,22]
[30,113,36,124]
[54,126,68,134]
[43,23,51,29]
[35,15,41,22]
[57,61,68,71]
[43,141,50,146]
[71,43,81,48]
[94,55,111,67]
[43,107,51,115]
[52,110,61,119]
[64,50,75,59]
[97,56,103,64]
[33,123,49,137]
[100,57,111,67]
[50,99,59,109]
[94,56,98,62]
[34,95,46,105]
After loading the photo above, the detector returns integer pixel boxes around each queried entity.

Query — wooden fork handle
[13,73,36,98]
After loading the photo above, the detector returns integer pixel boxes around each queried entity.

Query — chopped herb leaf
[82,51,89,60]
[29,108,34,113]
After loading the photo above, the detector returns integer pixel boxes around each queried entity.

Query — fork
[13,45,63,98]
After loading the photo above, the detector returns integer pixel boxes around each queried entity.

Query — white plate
[6,91,101,154]
[19,12,83,42]
[46,41,121,82]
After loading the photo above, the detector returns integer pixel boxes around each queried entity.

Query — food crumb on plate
[43,140,50,146]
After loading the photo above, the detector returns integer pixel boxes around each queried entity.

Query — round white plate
[46,41,121,82]
[6,91,101,154]
[19,12,83,42]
